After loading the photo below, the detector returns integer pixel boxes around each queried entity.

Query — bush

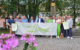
[75,22,80,26]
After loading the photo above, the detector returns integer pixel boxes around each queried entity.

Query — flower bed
[0,33,38,50]
[0,33,19,50]
[20,34,38,50]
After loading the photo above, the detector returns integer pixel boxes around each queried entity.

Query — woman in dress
[56,16,61,38]
[60,17,65,38]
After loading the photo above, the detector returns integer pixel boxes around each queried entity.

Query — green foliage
[29,46,37,50]
[41,0,51,12]
[8,5,17,14]
[19,0,45,20]
[23,43,29,50]
[75,22,80,26]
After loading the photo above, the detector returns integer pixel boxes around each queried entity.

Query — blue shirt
[15,19,21,22]
[21,19,28,22]
[7,19,15,25]
[31,20,33,23]
[7,19,15,28]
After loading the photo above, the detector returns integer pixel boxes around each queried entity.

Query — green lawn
[0,32,9,34]
[0,29,9,34]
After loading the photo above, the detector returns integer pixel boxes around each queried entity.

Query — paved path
[13,36,80,50]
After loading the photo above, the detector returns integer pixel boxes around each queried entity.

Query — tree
[41,0,67,16]
[0,0,6,16]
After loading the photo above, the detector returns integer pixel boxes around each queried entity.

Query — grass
[0,32,9,34]
[0,29,9,34]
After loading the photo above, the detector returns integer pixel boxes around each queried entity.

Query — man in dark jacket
[37,15,44,23]
[29,16,35,23]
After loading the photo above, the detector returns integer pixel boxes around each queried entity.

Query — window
[42,13,45,17]
[47,13,49,17]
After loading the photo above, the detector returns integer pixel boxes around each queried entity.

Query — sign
[51,3,55,6]
[63,22,69,30]
[15,23,57,35]
[12,23,17,31]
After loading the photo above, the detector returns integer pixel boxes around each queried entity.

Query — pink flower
[0,40,2,47]
[20,36,26,41]
[33,42,38,47]
[3,44,11,50]
[0,48,3,50]
[0,33,19,50]
[20,34,38,48]
[5,38,19,48]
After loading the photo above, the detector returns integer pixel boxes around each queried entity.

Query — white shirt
[31,20,33,23]
[53,19,55,23]
[67,19,73,28]
[39,19,40,23]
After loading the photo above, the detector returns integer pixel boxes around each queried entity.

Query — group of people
[7,15,73,39]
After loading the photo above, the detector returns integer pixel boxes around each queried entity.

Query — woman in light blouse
[56,16,61,38]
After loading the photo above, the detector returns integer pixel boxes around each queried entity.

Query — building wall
[0,19,5,27]
[76,17,80,22]
[39,12,50,22]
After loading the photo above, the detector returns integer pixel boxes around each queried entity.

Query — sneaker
[50,36,52,38]
[67,36,70,39]
[71,37,73,39]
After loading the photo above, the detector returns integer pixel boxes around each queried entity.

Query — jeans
[64,30,66,37]
[68,28,72,37]
[64,30,69,37]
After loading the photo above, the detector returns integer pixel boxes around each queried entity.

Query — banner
[15,22,57,35]
[12,23,17,31]
[63,22,69,30]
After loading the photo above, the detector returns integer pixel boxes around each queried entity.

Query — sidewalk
[72,28,80,36]
[13,36,80,50]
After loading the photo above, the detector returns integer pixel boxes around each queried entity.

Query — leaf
[29,46,33,49]
[29,46,37,50]
[32,47,37,50]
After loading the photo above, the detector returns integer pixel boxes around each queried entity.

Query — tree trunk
[13,11,17,19]
[73,0,75,27]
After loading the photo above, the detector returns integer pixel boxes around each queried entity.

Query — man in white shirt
[37,15,44,38]
[53,15,56,23]
[67,15,73,39]
[37,15,44,23]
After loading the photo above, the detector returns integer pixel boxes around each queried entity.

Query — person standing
[67,15,73,39]
[7,15,15,34]
[53,15,56,23]
[64,15,68,37]
[37,15,44,23]
[15,15,21,22]
[37,15,44,38]
[56,16,61,38]
[47,16,53,23]
[21,16,28,23]
[46,16,53,38]
[29,16,35,23]
[60,17,65,38]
